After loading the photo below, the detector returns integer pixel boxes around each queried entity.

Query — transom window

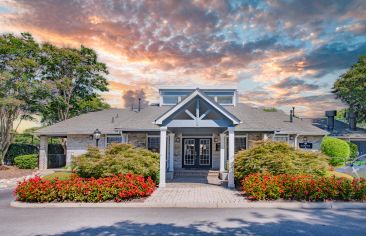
[147,136,160,153]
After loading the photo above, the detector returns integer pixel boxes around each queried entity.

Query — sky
[1,0,366,131]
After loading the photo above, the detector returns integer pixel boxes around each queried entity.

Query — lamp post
[93,129,101,147]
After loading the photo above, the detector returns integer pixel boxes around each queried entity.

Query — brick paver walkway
[145,176,247,204]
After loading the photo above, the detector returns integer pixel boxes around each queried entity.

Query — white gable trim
[155,89,240,125]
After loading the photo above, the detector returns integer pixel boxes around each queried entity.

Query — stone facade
[66,134,105,165]
[54,131,324,170]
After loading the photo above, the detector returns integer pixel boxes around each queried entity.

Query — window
[217,96,233,105]
[147,136,160,153]
[106,135,126,145]
[162,96,179,105]
[273,135,289,143]
[235,137,247,152]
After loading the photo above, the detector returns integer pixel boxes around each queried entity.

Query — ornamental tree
[0,33,44,164]
[333,55,366,122]
[38,43,110,125]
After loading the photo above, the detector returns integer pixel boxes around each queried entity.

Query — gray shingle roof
[312,118,366,138]
[35,103,326,136]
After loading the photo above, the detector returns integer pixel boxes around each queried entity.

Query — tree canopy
[0,33,43,162]
[39,43,110,124]
[333,55,366,122]
[0,32,111,161]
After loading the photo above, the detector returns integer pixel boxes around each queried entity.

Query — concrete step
[174,170,219,177]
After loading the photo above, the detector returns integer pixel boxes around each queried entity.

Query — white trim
[272,134,290,143]
[155,89,240,125]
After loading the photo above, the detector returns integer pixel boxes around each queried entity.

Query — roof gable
[155,89,240,126]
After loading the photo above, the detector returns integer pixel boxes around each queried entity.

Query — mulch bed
[0,165,35,179]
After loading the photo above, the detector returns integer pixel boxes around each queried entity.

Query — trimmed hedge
[348,141,359,160]
[72,143,160,182]
[321,137,350,165]
[242,173,366,201]
[4,144,38,165]
[234,141,329,181]
[15,173,156,202]
[14,154,38,169]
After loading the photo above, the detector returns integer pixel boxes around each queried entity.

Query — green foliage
[347,141,359,160]
[72,144,160,182]
[234,141,329,181]
[242,173,366,201]
[13,127,41,145]
[4,143,38,165]
[321,137,350,165]
[38,43,109,124]
[14,154,38,169]
[0,33,45,163]
[263,107,277,112]
[333,55,366,122]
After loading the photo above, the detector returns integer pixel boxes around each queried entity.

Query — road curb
[10,201,366,209]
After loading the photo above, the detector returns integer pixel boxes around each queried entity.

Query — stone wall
[66,134,105,165]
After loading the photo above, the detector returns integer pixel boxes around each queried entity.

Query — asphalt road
[1,188,366,236]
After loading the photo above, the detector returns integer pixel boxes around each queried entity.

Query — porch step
[174,170,219,177]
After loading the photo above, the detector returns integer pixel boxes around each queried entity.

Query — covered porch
[155,89,241,188]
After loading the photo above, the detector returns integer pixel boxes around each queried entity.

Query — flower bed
[242,173,366,201]
[15,173,156,203]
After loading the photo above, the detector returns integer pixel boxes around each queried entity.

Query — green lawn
[326,171,353,180]
[42,172,73,181]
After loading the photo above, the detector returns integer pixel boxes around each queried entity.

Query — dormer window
[159,88,237,106]
[163,95,179,105]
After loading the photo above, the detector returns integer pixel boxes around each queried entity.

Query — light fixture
[303,137,307,142]
[93,129,101,147]
[175,137,180,143]
[214,138,218,142]
[289,136,294,140]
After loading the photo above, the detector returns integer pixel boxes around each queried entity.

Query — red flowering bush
[15,173,156,203]
[242,173,366,201]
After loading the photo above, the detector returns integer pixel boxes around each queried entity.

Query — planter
[219,172,228,180]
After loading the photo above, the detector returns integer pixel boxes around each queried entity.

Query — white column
[169,133,175,172]
[39,136,48,170]
[220,133,225,172]
[228,127,235,188]
[159,127,167,187]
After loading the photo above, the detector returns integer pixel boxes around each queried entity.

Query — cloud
[0,0,365,118]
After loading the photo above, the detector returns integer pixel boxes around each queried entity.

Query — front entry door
[182,138,212,169]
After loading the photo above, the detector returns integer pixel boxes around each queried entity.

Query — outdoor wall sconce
[93,128,101,147]
[303,137,308,142]
[289,136,294,140]
[214,138,218,142]
[175,137,180,143]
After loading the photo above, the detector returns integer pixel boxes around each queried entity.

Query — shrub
[347,142,359,160]
[234,141,329,181]
[242,173,366,201]
[15,173,156,203]
[321,137,350,165]
[14,154,38,169]
[72,143,160,182]
[4,143,38,165]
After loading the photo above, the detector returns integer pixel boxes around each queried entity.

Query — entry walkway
[145,176,247,205]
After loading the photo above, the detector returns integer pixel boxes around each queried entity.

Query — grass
[42,171,73,181]
[326,170,354,180]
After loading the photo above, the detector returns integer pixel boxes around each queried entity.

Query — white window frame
[216,95,234,105]
[273,134,290,143]
[105,134,128,146]
[147,135,160,152]
[162,95,181,105]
